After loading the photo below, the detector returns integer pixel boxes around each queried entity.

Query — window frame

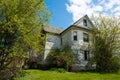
[73,31,78,41]
[83,19,87,26]
[83,33,89,42]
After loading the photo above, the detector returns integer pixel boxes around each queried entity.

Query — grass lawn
[14,69,120,80]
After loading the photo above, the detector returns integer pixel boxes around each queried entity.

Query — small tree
[92,15,120,72]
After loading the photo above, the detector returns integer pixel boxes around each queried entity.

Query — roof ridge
[73,14,87,25]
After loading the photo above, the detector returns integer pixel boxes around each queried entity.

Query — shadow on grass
[78,69,120,74]
[20,70,30,77]
[13,70,30,79]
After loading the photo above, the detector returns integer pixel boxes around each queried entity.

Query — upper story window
[83,19,87,26]
[73,31,77,41]
[83,33,89,42]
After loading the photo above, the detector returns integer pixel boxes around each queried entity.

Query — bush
[0,67,22,80]
[96,56,120,72]
[46,46,75,71]
[109,56,120,72]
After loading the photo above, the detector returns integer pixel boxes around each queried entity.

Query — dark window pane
[73,31,77,41]
[74,36,77,41]
[83,19,87,26]
[83,33,89,42]
[84,51,89,60]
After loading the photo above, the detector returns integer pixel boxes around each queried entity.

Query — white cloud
[115,12,120,16]
[93,5,103,12]
[66,0,120,22]
[103,0,120,10]
[113,7,120,13]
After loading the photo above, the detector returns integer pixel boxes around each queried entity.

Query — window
[84,51,89,60]
[83,33,89,42]
[73,31,77,41]
[83,19,87,26]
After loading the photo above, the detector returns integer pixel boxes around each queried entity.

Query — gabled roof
[60,15,93,35]
[73,15,93,27]
[60,25,92,35]
[43,15,93,35]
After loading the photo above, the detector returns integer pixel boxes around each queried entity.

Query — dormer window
[73,31,77,41]
[83,19,87,26]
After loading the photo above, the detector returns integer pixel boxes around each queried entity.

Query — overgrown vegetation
[46,45,75,71]
[92,15,120,72]
[0,0,49,79]
[14,70,120,80]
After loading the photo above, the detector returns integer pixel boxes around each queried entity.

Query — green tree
[92,15,120,72]
[0,0,49,73]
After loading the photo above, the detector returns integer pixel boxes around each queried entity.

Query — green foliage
[50,68,67,73]
[47,46,75,71]
[0,0,49,78]
[109,56,120,72]
[92,15,120,72]
[14,70,120,80]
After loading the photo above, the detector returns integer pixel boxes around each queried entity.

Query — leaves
[49,45,75,71]
[92,15,120,72]
[0,0,49,71]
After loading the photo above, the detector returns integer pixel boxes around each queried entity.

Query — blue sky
[45,0,73,29]
[45,0,120,29]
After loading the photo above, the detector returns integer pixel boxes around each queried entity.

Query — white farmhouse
[43,15,94,70]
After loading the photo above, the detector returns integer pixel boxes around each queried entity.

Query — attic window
[73,31,77,41]
[83,19,87,26]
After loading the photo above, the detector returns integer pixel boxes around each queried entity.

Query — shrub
[109,56,120,72]
[96,56,120,72]
[46,46,75,71]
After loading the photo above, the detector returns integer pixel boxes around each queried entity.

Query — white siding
[74,17,92,29]
[44,34,61,60]
[70,29,93,67]
[61,30,72,47]
[71,30,92,49]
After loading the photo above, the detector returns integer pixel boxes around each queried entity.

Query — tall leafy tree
[0,0,49,71]
[92,15,120,72]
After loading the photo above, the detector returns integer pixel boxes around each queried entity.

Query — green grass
[15,69,120,80]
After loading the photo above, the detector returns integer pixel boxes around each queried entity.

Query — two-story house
[43,15,94,70]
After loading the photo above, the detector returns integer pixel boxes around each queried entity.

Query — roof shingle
[44,26,64,34]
